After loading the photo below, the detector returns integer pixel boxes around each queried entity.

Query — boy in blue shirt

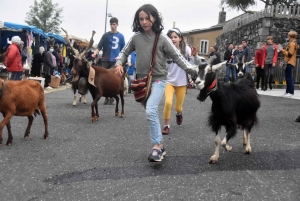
[92,17,125,104]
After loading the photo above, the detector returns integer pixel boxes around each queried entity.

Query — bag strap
[149,33,160,75]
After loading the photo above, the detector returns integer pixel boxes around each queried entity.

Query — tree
[25,0,63,33]
[221,0,300,13]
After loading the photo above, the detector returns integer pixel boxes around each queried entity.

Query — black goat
[195,56,260,164]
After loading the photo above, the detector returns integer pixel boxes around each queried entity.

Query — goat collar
[206,78,218,96]
[206,79,217,91]
[0,80,4,99]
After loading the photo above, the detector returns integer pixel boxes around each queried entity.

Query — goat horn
[206,55,216,65]
[242,55,245,63]
[61,27,80,57]
[211,61,227,72]
[79,30,96,60]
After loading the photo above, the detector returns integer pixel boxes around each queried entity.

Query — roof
[181,24,224,36]
[181,11,253,36]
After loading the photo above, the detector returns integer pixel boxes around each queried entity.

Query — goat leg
[6,120,13,146]
[221,135,233,152]
[113,94,119,117]
[0,112,13,146]
[244,130,252,154]
[209,132,221,164]
[73,94,77,106]
[24,116,34,139]
[243,130,247,147]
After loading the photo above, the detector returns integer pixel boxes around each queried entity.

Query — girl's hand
[115,64,124,77]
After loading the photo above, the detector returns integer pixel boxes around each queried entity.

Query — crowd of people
[1,4,299,162]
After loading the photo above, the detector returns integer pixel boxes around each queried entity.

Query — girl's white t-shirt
[166,46,191,86]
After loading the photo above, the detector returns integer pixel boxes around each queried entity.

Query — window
[200,40,209,54]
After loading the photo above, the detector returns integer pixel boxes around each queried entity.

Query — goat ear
[211,61,227,72]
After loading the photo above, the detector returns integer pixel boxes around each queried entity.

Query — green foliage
[221,0,300,12]
[25,0,63,33]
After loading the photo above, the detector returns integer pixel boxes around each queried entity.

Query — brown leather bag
[130,33,160,104]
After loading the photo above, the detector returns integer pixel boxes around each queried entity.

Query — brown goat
[0,79,49,146]
[88,66,124,121]
[61,28,124,121]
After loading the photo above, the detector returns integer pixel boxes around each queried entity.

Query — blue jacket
[127,52,136,75]
[97,32,125,62]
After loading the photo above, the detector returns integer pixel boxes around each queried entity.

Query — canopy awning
[47,32,66,44]
[60,34,89,47]
[1,21,48,38]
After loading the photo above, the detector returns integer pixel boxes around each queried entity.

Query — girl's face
[139,11,155,33]
[169,32,181,48]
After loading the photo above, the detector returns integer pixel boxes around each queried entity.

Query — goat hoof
[0,144,2,147]
[243,143,246,147]
[115,113,118,116]
[73,103,76,106]
[120,114,124,118]
[44,135,49,140]
[209,155,219,164]
[7,143,12,146]
[225,145,232,152]
[245,147,252,154]
[24,136,29,139]
[92,117,98,122]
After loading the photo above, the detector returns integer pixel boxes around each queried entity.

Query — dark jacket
[209,51,221,66]
[243,45,251,62]
[43,51,56,76]
[31,52,44,76]
[224,49,233,64]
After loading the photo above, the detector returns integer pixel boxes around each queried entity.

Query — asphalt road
[0,87,299,201]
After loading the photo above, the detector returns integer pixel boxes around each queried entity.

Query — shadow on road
[44,148,300,185]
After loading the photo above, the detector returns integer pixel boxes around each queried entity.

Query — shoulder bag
[130,33,160,104]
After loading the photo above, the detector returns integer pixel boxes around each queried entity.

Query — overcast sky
[0,0,265,44]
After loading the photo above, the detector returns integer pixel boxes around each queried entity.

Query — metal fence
[273,57,300,84]
[223,5,300,33]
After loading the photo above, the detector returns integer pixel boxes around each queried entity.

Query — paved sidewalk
[257,88,300,100]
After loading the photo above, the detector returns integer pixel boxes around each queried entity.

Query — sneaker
[103,98,109,105]
[45,86,53,90]
[285,93,294,98]
[281,93,288,97]
[162,126,170,135]
[176,112,183,125]
[161,146,166,158]
[148,148,163,162]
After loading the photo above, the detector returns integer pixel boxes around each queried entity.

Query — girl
[162,28,191,135]
[279,31,299,97]
[115,4,196,162]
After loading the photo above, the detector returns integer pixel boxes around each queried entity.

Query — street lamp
[104,0,113,34]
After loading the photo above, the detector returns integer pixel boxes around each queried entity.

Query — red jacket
[262,43,279,67]
[5,43,23,72]
[255,49,264,67]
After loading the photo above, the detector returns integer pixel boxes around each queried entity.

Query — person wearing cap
[5,36,23,80]
[92,17,126,105]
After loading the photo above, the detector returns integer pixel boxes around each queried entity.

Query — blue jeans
[146,80,166,145]
[225,65,236,82]
[285,64,294,94]
[245,65,251,73]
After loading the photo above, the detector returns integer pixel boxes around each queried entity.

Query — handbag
[279,61,287,70]
[130,33,160,104]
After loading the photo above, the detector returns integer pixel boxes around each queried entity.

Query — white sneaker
[285,93,294,98]
[281,93,288,97]
[45,86,53,90]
